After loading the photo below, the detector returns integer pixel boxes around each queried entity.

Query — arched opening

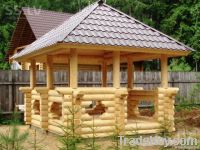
[85,100,107,116]
[49,102,62,120]
[33,100,40,115]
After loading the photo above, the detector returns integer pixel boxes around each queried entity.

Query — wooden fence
[0,70,200,112]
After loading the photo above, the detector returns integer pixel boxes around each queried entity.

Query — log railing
[20,87,179,136]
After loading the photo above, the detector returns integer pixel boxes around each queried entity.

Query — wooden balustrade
[20,87,178,136]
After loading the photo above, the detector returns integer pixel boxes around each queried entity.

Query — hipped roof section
[12,1,194,60]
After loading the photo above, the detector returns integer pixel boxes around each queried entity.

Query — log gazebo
[12,0,193,137]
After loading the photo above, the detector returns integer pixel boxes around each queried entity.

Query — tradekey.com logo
[119,135,198,149]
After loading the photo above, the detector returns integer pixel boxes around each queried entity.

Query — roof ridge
[22,7,72,16]
[103,3,194,51]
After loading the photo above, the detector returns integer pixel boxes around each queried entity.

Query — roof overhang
[12,43,190,62]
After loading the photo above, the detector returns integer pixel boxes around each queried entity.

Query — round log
[125,122,160,130]
[40,117,48,122]
[101,101,115,107]
[107,107,115,113]
[81,126,114,134]
[82,94,115,101]
[63,95,72,101]
[40,111,48,116]
[32,95,41,100]
[77,88,116,94]
[31,120,40,127]
[49,119,63,126]
[48,96,63,103]
[81,132,114,138]
[82,120,115,127]
[81,114,92,121]
[32,115,41,121]
[100,113,115,120]
[48,125,63,134]
[126,129,161,135]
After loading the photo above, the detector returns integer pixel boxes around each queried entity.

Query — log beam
[161,55,168,88]
[69,49,78,88]
[127,58,133,89]
[102,61,107,87]
[113,51,120,88]
[46,55,54,89]
[30,59,36,89]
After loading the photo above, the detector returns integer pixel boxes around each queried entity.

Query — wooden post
[161,55,168,88]
[113,51,120,88]
[46,55,54,89]
[69,49,78,88]
[102,61,107,87]
[127,58,133,89]
[30,59,36,89]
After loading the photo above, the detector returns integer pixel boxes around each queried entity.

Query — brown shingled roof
[12,1,194,60]
[22,8,72,39]
[6,7,72,61]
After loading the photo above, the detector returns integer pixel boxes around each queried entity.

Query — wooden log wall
[20,87,32,124]
[31,87,49,130]
[157,88,179,132]
[79,88,118,138]
[43,87,129,137]
[19,86,180,136]
[49,88,73,134]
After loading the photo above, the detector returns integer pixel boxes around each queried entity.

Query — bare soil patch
[0,108,199,150]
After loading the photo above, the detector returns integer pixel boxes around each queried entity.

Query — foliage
[82,116,100,150]
[189,73,200,102]
[175,73,200,110]
[123,121,140,150]
[58,104,82,150]
[0,0,199,70]
[0,111,23,125]
[107,119,141,150]
[27,129,46,150]
[143,60,160,71]
[158,119,173,150]
[107,122,122,150]
[0,125,29,150]
[0,110,29,150]
[168,57,192,71]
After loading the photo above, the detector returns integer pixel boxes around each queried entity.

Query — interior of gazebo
[19,46,180,137]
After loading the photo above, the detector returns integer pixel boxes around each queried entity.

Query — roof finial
[98,0,104,5]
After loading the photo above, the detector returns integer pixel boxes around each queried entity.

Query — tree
[168,57,192,72]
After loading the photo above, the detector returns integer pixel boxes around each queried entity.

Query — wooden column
[69,49,78,88]
[161,55,168,88]
[46,55,54,89]
[30,59,36,89]
[102,61,107,87]
[113,51,120,88]
[127,58,133,89]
